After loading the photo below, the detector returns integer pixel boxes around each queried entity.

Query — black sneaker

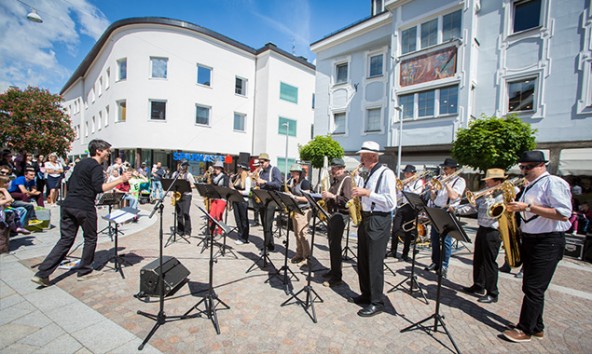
[462,285,486,296]
[31,275,51,287]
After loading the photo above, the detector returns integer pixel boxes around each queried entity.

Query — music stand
[182,206,230,334]
[281,191,326,323]
[194,183,211,235]
[400,207,470,354]
[389,192,429,304]
[342,216,357,261]
[162,178,191,247]
[102,206,139,278]
[246,189,278,274]
[211,185,240,259]
[197,184,223,253]
[268,191,303,294]
[97,192,125,241]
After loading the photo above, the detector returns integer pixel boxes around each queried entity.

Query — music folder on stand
[281,191,327,323]
[181,206,231,335]
[97,192,126,240]
[101,205,139,279]
[161,178,192,247]
[245,189,278,274]
[388,191,429,304]
[211,185,242,259]
[267,191,303,294]
[400,206,470,354]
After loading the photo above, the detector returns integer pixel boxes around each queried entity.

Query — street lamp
[394,105,404,177]
[283,122,289,183]
[17,0,43,23]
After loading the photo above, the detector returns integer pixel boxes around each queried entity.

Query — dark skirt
[46,175,62,190]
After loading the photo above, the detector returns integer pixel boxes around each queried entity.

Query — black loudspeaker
[584,234,592,263]
[239,152,250,165]
[139,256,190,297]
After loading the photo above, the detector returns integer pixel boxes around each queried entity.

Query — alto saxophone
[345,164,362,226]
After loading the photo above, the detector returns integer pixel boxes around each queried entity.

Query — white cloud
[0,0,109,93]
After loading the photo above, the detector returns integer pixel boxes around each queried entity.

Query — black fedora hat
[439,158,459,168]
[518,150,548,163]
[402,164,416,173]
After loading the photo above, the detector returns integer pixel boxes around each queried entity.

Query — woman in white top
[44,153,63,205]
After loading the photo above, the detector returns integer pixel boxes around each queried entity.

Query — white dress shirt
[361,165,397,213]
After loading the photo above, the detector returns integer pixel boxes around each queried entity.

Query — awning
[558,148,592,176]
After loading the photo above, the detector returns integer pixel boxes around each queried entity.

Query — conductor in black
[349,141,397,317]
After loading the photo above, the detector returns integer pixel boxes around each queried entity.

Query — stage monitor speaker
[139,256,190,297]
[238,152,250,165]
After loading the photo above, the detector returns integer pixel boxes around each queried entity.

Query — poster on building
[400,46,457,87]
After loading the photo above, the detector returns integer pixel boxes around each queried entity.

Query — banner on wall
[400,46,457,87]
[173,151,224,163]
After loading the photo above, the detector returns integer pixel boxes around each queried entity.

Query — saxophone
[345,164,362,226]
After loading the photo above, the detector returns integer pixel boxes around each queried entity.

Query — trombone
[396,170,429,190]
[428,168,464,191]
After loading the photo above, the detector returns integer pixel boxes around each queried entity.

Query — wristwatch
[525,204,532,212]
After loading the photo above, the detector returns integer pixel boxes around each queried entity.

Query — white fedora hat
[356,141,383,155]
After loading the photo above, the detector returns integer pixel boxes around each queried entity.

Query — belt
[362,211,390,217]
[522,231,564,239]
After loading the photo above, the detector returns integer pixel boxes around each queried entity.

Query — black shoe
[440,268,448,279]
[267,244,275,252]
[499,263,511,273]
[462,285,486,296]
[384,251,396,259]
[425,263,438,271]
[321,271,334,279]
[357,304,384,317]
[400,255,411,262]
[323,277,344,287]
[478,294,498,303]
[347,295,370,305]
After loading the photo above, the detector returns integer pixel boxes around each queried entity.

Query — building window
[336,62,348,84]
[513,0,541,33]
[280,82,298,103]
[150,57,168,79]
[278,117,296,137]
[401,27,417,55]
[365,108,382,132]
[277,158,297,176]
[333,112,346,134]
[98,77,103,97]
[195,105,210,125]
[91,116,95,133]
[234,112,246,131]
[235,77,247,95]
[369,54,383,78]
[398,85,458,119]
[105,105,109,127]
[117,58,127,81]
[116,100,126,122]
[508,78,536,112]
[372,0,384,16]
[442,10,462,42]
[421,18,438,49]
[150,100,166,120]
[85,122,89,137]
[197,65,212,86]
[439,85,458,114]
[98,111,102,130]
[105,68,110,89]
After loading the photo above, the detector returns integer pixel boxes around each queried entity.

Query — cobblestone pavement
[3,196,592,353]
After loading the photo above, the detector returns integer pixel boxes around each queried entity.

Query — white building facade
[61,18,315,175]
[311,0,592,176]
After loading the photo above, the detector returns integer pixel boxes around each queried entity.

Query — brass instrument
[171,191,182,206]
[250,166,262,204]
[429,168,464,191]
[486,178,526,268]
[396,170,429,191]
[345,164,363,226]
[316,160,331,222]
[401,213,430,235]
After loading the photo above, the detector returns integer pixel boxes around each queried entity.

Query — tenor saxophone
[345,164,363,226]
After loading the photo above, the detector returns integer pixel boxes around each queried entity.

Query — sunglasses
[519,164,540,171]
[0,171,9,175]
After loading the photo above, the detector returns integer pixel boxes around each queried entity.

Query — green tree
[452,114,536,172]
[0,86,75,156]
[298,135,344,168]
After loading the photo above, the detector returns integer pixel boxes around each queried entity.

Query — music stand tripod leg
[341,218,357,261]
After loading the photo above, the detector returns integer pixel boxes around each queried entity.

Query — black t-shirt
[63,158,105,211]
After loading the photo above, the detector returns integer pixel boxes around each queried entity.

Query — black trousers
[327,213,347,279]
[36,207,98,277]
[233,200,249,241]
[472,227,501,296]
[260,203,276,248]
[518,232,565,335]
[391,204,416,257]
[175,194,192,235]
[357,213,391,306]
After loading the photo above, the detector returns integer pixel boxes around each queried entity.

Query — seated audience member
[1,176,30,235]
[8,168,44,207]
[577,201,592,234]
[114,174,138,210]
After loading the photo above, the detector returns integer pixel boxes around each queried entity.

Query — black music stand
[137,171,191,351]
[182,206,230,334]
[97,192,125,241]
[102,206,139,278]
[197,184,223,253]
[400,207,470,354]
[342,216,357,261]
[211,185,240,259]
[389,192,429,304]
[162,178,191,247]
[281,191,327,323]
[268,191,303,294]
[194,183,211,236]
[246,189,278,274]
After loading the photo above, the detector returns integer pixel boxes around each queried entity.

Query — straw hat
[482,168,507,180]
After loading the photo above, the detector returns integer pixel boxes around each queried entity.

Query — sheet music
[103,209,136,224]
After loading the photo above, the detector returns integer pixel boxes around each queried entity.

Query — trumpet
[396,170,429,190]
[429,168,464,191]
[466,185,504,206]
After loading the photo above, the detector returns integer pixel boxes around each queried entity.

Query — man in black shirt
[32,139,131,287]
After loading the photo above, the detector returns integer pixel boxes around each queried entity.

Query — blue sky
[0,0,371,94]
